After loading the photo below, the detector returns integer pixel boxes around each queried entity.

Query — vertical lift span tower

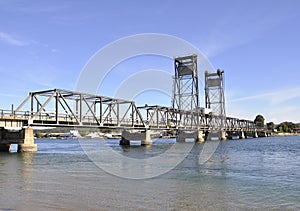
[173,54,199,111]
[172,54,226,141]
[205,69,226,139]
[172,54,203,141]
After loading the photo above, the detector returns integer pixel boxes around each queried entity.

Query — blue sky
[0,0,299,124]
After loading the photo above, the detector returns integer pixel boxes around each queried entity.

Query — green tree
[266,122,275,131]
[254,114,265,127]
[276,122,296,133]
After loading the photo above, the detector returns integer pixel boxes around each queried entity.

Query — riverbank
[274,133,300,136]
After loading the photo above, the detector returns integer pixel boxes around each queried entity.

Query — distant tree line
[276,122,299,133]
[254,114,300,133]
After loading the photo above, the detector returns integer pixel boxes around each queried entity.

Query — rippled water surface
[0,136,300,210]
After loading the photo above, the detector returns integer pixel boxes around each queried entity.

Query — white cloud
[228,87,300,105]
[226,87,300,123]
[0,32,30,46]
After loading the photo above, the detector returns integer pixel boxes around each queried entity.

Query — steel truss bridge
[0,88,256,132]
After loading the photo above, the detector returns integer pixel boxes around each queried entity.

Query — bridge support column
[221,130,227,141]
[120,136,130,145]
[176,130,198,142]
[204,130,225,141]
[239,130,245,139]
[141,130,152,145]
[253,131,258,138]
[120,130,152,146]
[197,130,205,143]
[0,144,11,152]
[18,128,37,152]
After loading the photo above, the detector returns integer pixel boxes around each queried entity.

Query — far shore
[273,133,300,136]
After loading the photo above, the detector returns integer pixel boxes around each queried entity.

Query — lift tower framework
[172,54,200,127]
[205,69,226,130]
[172,54,199,111]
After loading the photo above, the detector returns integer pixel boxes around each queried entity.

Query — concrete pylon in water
[0,127,37,152]
[18,128,37,152]
[120,130,152,146]
[141,130,152,145]
[197,130,205,143]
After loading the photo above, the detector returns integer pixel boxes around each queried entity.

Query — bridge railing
[0,109,30,119]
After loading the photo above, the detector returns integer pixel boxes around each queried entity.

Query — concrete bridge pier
[120,136,130,145]
[176,130,201,142]
[239,130,245,139]
[221,130,227,141]
[120,130,152,146]
[141,130,152,145]
[204,130,226,141]
[18,128,37,152]
[0,127,37,152]
[197,130,205,143]
[253,131,258,138]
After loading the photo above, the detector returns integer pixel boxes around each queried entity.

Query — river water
[0,136,300,210]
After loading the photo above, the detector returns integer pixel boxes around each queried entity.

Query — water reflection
[20,153,35,191]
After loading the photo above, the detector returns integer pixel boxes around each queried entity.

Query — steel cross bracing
[137,105,206,130]
[14,89,145,128]
[172,54,199,111]
[225,117,255,131]
[8,89,255,131]
[4,88,257,131]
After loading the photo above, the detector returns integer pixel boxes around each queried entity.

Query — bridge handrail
[0,109,30,118]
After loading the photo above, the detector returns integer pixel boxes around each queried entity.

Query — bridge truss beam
[14,89,145,128]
